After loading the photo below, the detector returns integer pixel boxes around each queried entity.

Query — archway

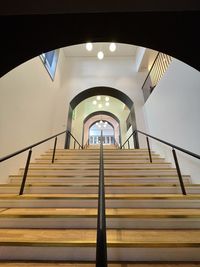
[66,87,139,148]
[83,112,121,146]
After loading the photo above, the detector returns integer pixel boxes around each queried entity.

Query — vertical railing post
[146,136,152,163]
[172,148,187,195]
[74,140,76,149]
[19,149,32,195]
[96,130,107,267]
[52,137,57,163]
[128,140,130,149]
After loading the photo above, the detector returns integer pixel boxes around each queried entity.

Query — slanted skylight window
[40,49,59,80]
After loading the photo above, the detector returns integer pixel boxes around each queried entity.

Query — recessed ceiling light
[105,102,110,106]
[86,42,93,51]
[105,96,109,102]
[105,121,108,124]
[96,122,99,125]
[98,104,102,108]
[96,96,101,101]
[109,43,116,52]
[92,100,97,105]
[97,51,104,60]
[100,120,103,123]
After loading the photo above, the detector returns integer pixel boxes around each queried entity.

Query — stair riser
[1,218,200,229]
[0,187,197,194]
[24,166,173,170]
[35,159,166,163]
[0,200,200,208]
[0,247,200,261]
[17,170,184,176]
[9,178,191,184]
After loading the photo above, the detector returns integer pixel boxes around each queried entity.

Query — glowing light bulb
[86,42,93,51]
[109,43,116,52]
[93,100,97,105]
[98,104,102,108]
[97,51,104,60]
[105,96,109,101]
[96,96,101,101]
[105,102,110,106]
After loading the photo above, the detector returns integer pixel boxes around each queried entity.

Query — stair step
[23,165,173,170]
[16,170,189,176]
[0,229,200,247]
[9,177,191,184]
[1,207,200,218]
[0,194,200,208]
[1,208,200,229]
[34,159,166,163]
[0,184,198,194]
[0,229,200,261]
[0,263,199,267]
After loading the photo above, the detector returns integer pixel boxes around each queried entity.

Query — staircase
[0,147,200,266]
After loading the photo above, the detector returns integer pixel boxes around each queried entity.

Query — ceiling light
[105,121,108,124]
[98,125,101,128]
[93,100,97,105]
[105,96,109,102]
[86,42,93,51]
[98,104,102,108]
[96,122,99,125]
[109,43,116,52]
[105,102,110,106]
[103,124,106,128]
[100,120,103,123]
[96,96,101,101]
[97,51,104,60]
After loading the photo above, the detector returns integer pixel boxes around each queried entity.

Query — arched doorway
[65,87,139,149]
[83,111,122,146]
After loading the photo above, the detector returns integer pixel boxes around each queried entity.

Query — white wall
[0,50,69,183]
[144,58,200,183]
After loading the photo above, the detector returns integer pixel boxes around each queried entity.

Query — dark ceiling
[0,4,200,77]
[1,0,200,15]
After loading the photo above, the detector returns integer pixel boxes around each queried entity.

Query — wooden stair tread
[0,263,199,267]
[0,229,200,247]
[0,194,200,200]
[1,208,200,218]
[1,183,194,187]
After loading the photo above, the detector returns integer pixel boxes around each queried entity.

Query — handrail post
[74,140,76,149]
[128,140,130,149]
[52,137,57,163]
[96,130,107,267]
[172,148,187,195]
[146,137,152,163]
[19,149,32,195]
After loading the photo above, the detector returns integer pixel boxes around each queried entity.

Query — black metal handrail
[121,129,200,195]
[141,52,172,102]
[0,130,82,195]
[96,130,107,267]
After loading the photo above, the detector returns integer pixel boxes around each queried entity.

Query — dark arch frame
[65,87,138,148]
[83,111,122,146]
[0,11,199,77]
